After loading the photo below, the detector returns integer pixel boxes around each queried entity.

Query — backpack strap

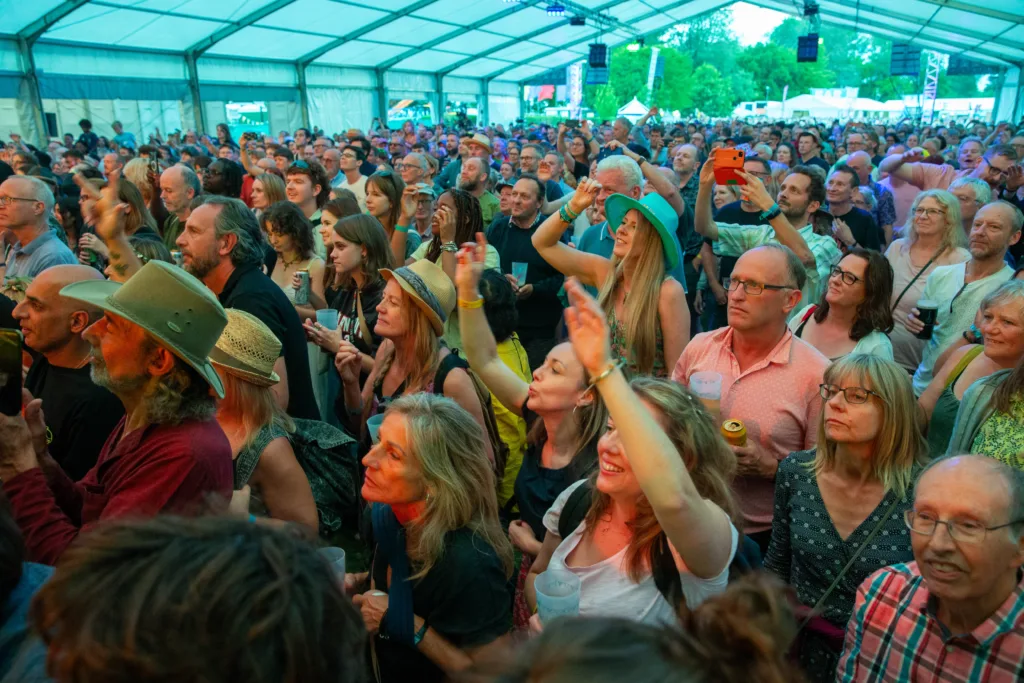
[650,533,685,618]
[557,482,593,539]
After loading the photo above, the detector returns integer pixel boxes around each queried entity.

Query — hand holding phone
[713,149,746,186]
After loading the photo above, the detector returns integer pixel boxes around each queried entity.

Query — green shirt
[162,214,182,252]
[478,191,501,226]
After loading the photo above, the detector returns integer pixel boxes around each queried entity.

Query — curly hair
[425,189,483,262]
[813,248,895,339]
[30,516,367,683]
[263,200,316,259]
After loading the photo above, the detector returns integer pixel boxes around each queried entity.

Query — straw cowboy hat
[380,259,456,336]
[209,309,282,388]
[604,192,682,270]
[60,260,229,398]
[467,133,493,154]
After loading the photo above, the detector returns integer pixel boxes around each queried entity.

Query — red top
[241,174,255,208]
[3,417,233,565]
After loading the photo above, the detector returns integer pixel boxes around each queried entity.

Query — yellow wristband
[458,297,484,309]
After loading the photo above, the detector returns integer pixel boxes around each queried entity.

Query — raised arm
[694,153,720,241]
[877,149,922,184]
[391,186,418,268]
[609,140,684,215]
[555,123,569,157]
[563,279,734,578]
[735,170,815,269]
[530,178,610,288]
[581,120,599,158]
[75,170,143,282]
[455,234,529,416]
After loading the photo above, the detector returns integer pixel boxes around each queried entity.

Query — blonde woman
[531,179,689,376]
[765,354,926,680]
[525,280,739,625]
[123,157,157,204]
[211,309,319,532]
[885,189,970,372]
[251,172,286,215]
[347,393,513,683]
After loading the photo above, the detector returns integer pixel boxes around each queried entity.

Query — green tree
[590,84,620,120]
[690,64,734,117]
[740,42,835,99]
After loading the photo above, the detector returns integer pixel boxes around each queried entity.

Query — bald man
[0,175,76,283]
[12,265,123,479]
[159,164,202,251]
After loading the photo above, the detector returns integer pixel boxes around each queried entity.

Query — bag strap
[557,482,593,539]
[356,288,373,347]
[797,494,904,632]
[891,249,941,313]
[794,305,817,338]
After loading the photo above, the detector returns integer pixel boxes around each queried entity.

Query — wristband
[759,203,781,221]
[458,297,484,309]
[440,241,458,253]
[395,224,409,234]
[413,620,429,646]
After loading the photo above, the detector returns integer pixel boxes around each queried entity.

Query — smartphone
[566,119,579,128]
[713,149,746,186]
[0,328,23,417]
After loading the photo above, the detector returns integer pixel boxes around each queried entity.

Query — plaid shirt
[837,562,1024,682]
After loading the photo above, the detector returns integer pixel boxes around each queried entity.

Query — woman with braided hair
[407,188,500,352]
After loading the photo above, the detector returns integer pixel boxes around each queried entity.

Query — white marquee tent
[0,0,1021,145]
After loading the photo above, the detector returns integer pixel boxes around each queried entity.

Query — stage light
[569,15,586,26]
[547,3,565,15]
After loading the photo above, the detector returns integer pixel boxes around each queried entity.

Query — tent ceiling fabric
[1,0,1021,83]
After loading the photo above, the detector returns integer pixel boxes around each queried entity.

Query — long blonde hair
[811,354,925,498]
[596,214,666,375]
[903,189,967,255]
[584,378,739,583]
[376,288,440,394]
[255,173,287,206]
[386,394,514,579]
[217,370,295,449]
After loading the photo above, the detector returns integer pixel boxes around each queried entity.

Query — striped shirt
[837,562,1024,682]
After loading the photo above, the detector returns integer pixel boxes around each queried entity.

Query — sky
[729,2,789,46]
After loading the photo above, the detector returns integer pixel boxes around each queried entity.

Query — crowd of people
[0,110,1022,683]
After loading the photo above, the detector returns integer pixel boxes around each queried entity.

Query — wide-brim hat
[605,192,681,270]
[209,309,281,388]
[380,259,456,336]
[61,260,228,398]
[467,133,493,153]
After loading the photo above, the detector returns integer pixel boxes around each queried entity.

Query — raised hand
[736,170,774,212]
[537,160,553,184]
[454,232,489,300]
[1005,165,1024,193]
[334,340,362,385]
[435,205,456,243]
[698,150,718,186]
[568,177,602,215]
[399,186,419,224]
[563,278,613,379]
[831,217,855,248]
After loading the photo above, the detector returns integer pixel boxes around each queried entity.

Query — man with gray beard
[0,260,233,565]
[458,156,500,225]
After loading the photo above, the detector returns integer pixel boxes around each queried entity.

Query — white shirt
[334,174,368,213]
[542,480,738,625]
[912,261,1013,395]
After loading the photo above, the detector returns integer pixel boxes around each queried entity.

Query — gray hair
[949,177,992,206]
[988,200,1024,234]
[169,164,202,199]
[980,280,1024,317]
[959,135,985,152]
[13,175,55,215]
[855,186,877,212]
[917,454,1024,540]
[146,354,217,426]
[758,243,807,291]
[986,144,1018,164]
[405,152,427,171]
[195,195,266,268]
[596,154,643,192]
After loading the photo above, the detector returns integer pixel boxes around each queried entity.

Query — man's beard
[781,199,809,221]
[185,244,220,280]
[458,178,480,193]
[90,352,146,398]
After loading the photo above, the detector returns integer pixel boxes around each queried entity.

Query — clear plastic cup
[316,308,341,330]
[512,262,529,287]
[534,568,581,624]
[318,547,346,581]
[689,371,723,416]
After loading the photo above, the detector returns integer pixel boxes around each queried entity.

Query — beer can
[294,269,311,305]
[721,419,747,447]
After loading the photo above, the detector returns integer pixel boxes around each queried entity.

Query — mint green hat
[604,192,681,270]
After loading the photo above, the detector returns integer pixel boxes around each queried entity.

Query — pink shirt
[671,327,828,533]
[906,162,969,192]
[878,176,922,234]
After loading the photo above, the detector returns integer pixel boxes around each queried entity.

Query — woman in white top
[789,248,895,361]
[885,189,969,372]
[525,279,739,627]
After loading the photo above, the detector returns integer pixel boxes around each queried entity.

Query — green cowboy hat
[604,192,681,270]
[60,260,229,398]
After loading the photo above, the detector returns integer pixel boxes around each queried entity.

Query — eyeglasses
[829,265,862,285]
[0,196,40,207]
[726,278,793,296]
[913,207,946,218]
[340,153,359,161]
[819,383,883,404]
[904,510,1022,544]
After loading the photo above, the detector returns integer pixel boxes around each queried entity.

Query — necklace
[280,252,303,269]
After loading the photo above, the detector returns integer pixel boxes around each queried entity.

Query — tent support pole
[480,79,489,127]
[185,52,205,136]
[17,37,47,147]
[297,63,311,129]
[376,69,388,130]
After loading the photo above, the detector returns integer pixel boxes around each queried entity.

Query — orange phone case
[713,149,746,186]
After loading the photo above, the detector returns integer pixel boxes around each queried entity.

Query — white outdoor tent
[0,0,1021,146]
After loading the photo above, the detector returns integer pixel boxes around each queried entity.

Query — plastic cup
[316,308,340,330]
[512,261,529,287]
[689,371,723,416]
[534,568,581,624]
[367,413,385,444]
[318,547,346,581]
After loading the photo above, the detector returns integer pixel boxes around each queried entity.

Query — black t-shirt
[331,278,385,359]
[829,205,881,252]
[708,201,765,283]
[218,264,319,420]
[871,155,885,168]
[544,179,564,202]
[370,526,511,683]
[571,159,589,181]
[24,358,124,481]
[0,294,14,329]
[486,215,564,343]
[801,156,831,173]
[512,401,598,539]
